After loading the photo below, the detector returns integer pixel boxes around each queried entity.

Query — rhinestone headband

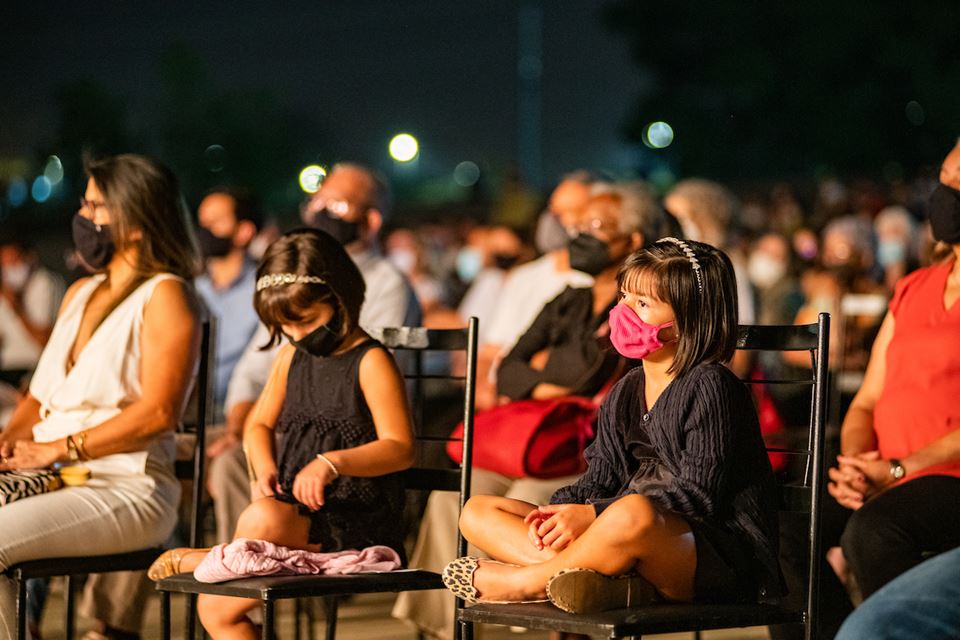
[256,273,327,292]
[660,237,703,293]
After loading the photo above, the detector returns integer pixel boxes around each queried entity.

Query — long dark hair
[254,228,366,349]
[82,154,200,330]
[84,153,200,281]
[617,239,738,377]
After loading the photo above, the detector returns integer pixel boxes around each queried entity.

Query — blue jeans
[836,546,960,640]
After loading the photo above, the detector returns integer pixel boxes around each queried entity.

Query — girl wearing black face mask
[147,229,416,639]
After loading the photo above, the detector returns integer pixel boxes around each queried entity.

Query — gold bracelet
[316,453,340,479]
[74,431,91,461]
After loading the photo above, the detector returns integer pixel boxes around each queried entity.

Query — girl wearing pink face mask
[443,238,780,614]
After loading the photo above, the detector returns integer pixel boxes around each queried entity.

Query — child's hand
[524,507,548,550]
[293,458,336,511]
[252,470,279,500]
[535,504,596,551]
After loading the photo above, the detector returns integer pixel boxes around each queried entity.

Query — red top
[874,259,960,480]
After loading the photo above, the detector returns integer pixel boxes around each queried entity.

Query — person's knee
[234,499,286,540]
[840,504,898,571]
[458,495,493,538]
[602,494,658,543]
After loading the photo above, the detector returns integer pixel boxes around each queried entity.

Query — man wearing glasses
[206,163,421,546]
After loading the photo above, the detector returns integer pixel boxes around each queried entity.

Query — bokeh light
[453,161,480,187]
[389,133,419,162]
[43,155,64,184]
[298,164,327,193]
[643,121,675,149]
[204,144,226,172]
[7,178,28,207]
[905,101,925,126]
[31,176,52,203]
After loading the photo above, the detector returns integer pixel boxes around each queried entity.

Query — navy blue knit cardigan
[551,362,781,602]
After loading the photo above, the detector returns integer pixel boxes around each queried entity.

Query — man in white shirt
[473,173,596,409]
[207,163,421,544]
[0,240,64,373]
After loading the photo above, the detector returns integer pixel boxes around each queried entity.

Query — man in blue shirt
[194,186,264,420]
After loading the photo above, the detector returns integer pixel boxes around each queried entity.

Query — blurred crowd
[0,153,955,640]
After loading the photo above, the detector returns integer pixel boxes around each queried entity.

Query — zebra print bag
[0,470,63,507]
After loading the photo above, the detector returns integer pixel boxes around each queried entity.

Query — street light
[298,165,326,194]
[389,133,419,162]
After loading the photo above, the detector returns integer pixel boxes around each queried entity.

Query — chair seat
[156,569,444,601]
[8,548,166,580]
[459,601,803,637]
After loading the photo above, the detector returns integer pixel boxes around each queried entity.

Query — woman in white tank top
[0,154,202,638]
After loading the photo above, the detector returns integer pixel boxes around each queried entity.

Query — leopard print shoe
[441,556,549,605]
[546,567,658,614]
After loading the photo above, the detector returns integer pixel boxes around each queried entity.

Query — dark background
[2,0,958,232]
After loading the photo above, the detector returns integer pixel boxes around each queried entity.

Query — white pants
[0,469,179,638]
[391,469,579,639]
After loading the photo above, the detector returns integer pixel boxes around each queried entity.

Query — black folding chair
[4,319,215,640]
[457,313,831,640]
[155,318,479,640]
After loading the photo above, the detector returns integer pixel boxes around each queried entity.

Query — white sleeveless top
[29,273,180,478]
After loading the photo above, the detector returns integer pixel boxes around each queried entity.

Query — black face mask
[568,233,612,276]
[195,226,235,260]
[72,213,115,271]
[311,209,360,246]
[929,184,960,244]
[288,309,345,358]
[492,253,519,270]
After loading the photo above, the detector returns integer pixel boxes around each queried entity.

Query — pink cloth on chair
[193,537,403,583]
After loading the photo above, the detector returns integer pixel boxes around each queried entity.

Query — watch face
[892,464,905,480]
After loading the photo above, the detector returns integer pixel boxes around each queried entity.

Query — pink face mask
[608,303,674,360]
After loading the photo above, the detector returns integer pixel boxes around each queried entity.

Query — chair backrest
[365,317,478,558]
[736,313,830,640]
[176,318,216,549]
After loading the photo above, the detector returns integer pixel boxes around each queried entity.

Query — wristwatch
[889,459,906,481]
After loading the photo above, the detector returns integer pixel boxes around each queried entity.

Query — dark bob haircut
[254,228,366,349]
[617,238,738,378]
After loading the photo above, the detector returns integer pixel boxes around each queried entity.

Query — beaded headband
[659,237,703,293]
[256,273,327,292]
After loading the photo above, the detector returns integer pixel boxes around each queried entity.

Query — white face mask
[2,262,30,292]
[387,248,417,276]
[748,252,787,289]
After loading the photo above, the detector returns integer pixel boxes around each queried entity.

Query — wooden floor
[38,580,771,640]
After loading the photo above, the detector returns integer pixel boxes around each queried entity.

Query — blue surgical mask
[876,240,906,267]
[456,247,483,282]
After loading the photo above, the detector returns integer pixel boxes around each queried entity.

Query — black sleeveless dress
[272,339,407,563]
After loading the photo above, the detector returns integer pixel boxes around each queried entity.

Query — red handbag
[447,396,598,479]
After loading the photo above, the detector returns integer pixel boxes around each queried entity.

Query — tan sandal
[147,547,209,581]
[441,556,548,605]
[546,567,657,614]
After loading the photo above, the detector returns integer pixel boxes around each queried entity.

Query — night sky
[1,1,642,187]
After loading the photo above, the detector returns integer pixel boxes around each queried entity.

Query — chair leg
[323,597,339,640]
[453,621,473,640]
[16,575,27,640]
[65,575,76,640]
[160,592,171,640]
[294,598,302,640]
[262,601,275,640]
[186,593,198,640]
